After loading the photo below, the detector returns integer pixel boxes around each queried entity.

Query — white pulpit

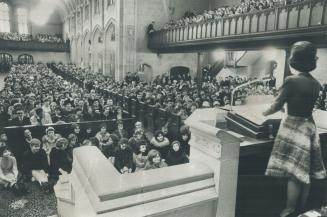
[55,108,241,217]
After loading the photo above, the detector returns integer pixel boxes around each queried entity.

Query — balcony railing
[148,0,327,51]
[0,39,70,52]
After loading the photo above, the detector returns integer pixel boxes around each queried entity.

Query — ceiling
[6,0,79,20]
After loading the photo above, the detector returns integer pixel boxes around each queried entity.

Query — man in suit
[11,109,31,126]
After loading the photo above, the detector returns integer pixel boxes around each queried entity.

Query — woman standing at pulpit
[263,41,326,217]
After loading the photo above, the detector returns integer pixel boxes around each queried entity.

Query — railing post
[321,0,326,25]
[285,7,290,29]
[308,1,313,27]
[274,7,279,30]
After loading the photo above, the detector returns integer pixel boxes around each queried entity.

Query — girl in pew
[0,148,27,195]
[133,141,149,172]
[49,138,72,182]
[114,138,134,174]
[150,130,170,159]
[166,141,189,166]
[42,127,62,156]
[178,126,191,156]
[0,148,18,189]
[144,149,167,170]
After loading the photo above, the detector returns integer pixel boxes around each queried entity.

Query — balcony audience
[157,0,304,30]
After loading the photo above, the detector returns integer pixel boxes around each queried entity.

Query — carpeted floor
[0,182,57,217]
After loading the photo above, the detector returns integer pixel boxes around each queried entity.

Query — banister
[149,0,326,50]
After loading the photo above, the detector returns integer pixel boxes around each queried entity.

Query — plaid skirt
[265,115,326,184]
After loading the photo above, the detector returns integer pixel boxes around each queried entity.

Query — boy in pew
[114,138,134,174]
[22,138,50,191]
[95,123,111,148]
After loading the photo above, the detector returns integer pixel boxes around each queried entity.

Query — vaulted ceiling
[6,0,82,20]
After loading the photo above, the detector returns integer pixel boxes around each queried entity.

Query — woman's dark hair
[289,41,317,72]
[154,130,163,139]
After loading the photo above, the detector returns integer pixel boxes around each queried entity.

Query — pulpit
[55,108,242,217]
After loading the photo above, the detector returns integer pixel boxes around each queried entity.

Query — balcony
[0,39,70,52]
[148,0,327,52]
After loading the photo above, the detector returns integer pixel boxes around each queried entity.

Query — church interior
[0,0,327,217]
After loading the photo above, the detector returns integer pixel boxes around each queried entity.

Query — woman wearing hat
[263,41,326,217]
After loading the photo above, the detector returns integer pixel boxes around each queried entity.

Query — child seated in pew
[150,130,170,159]
[0,148,27,195]
[133,141,149,172]
[113,120,129,140]
[144,149,167,170]
[0,148,18,189]
[71,123,82,147]
[114,138,134,174]
[101,134,118,161]
[166,141,189,166]
[22,139,50,192]
[95,123,111,148]
[49,138,72,182]
[42,127,62,156]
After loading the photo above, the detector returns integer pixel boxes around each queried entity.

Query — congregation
[158,0,304,30]
[0,63,192,195]
[1,60,325,196]
[0,32,64,43]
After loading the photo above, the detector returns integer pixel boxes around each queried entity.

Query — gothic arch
[92,26,103,74]
[104,20,116,79]
[83,31,91,68]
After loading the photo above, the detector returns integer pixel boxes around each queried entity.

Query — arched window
[17,8,29,34]
[0,2,10,32]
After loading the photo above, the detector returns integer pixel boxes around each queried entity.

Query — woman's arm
[263,77,292,116]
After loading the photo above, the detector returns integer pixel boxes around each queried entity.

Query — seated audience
[30,108,53,125]
[42,127,61,156]
[166,141,189,166]
[0,148,18,189]
[49,138,72,181]
[22,139,50,190]
[144,149,167,170]
[95,123,111,148]
[133,141,149,172]
[113,120,129,140]
[150,130,170,159]
[114,138,134,174]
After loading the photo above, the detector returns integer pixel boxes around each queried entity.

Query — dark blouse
[265,72,321,117]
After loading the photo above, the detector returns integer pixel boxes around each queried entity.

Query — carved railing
[0,39,70,52]
[149,0,327,49]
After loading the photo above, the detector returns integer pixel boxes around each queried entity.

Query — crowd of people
[35,34,63,43]
[0,32,32,42]
[0,32,63,43]
[0,63,193,195]
[158,0,305,30]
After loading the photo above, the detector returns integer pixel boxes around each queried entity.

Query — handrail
[149,0,327,49]
[0,39,70,52]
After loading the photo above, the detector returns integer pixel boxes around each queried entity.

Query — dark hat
[289,41,317,72]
